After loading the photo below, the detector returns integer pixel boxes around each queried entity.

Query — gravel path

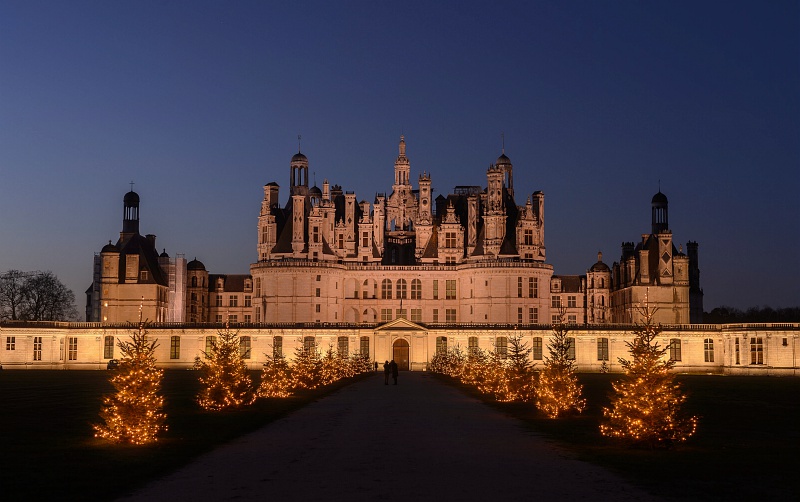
[119,372,659,501]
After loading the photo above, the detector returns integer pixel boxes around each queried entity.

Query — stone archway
[393,339,410,370]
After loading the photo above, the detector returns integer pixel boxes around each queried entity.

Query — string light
[533,317,586,418]
[94,319,167,444]
[196,322,256,411]
[600,306,698,447]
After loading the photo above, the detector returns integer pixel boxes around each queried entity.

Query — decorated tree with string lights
[197,323,255,410]
[600,306,698,448]
[258,352,293,398]
[534,312,586,418]
[290,338,322,391]
[94,319,167,444]
[504,332,536,402]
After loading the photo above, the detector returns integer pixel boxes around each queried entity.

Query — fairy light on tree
[600,304,698,447]
[258,352,293,398]
[197,321,255,411]
[290,337,322,391]
[534,310,586,418]
[504,331,536,402]
[94,310,166,444]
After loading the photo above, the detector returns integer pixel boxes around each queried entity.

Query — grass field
[0,370,365,501]
[443,373,800,501]
[0,371,797,501]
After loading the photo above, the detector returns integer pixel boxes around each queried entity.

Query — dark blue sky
[1,1,798,310]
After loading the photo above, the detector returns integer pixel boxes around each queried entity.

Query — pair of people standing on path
[383,360,398,385]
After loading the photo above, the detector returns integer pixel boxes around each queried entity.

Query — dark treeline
[704,306,800,324]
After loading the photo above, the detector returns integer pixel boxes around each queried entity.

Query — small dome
[651,191,668,204]
[291,152,308,163]
[590,261,610,272]
[124,190,140,205]
[309,185,322,196]
[187,258,206,271]
[496,153,511,165]
[101,241,119,253]
[160,249,170,258]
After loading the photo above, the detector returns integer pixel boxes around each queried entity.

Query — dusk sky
[1,1,797,312]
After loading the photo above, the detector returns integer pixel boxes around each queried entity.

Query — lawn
[0,370,366,501]
[446,373,800,501]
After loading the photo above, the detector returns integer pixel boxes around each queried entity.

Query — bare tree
[0,270,78,321]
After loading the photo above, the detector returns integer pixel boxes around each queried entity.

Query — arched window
[411,279,422,300]
[381,279,392,299]
[396,279,407,299]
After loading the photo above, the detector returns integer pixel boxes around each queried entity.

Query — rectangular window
[468,336,478,354]
[396,308,406,319]
[5,336,15,351]
[229,296,238,307]
[567,295,576,308]
[551,314,560,324]
[446,280,456,300]
[552,296,561,308]
[496,337,508,359]
[433,280,439,300]
[68,337,78,361]
[704,338,714,362]
[566,337,575,360]
[215,314,223,323]
[237,336,251,359]
[33,336,42,361]
[532,337,543,360]
[216,295,223,307]
[362,232,369,248]
[735,338,740,365]
[750,337,763,365]
[315,304,321,313]
[524,229,533,245]
[169,336,180,359]
[244,295,252,307]
[411,309,422,322]
[229,314,238,323]
[445,232,456,248]
[381,308,392,322]
[103,336,114,359]
[529,307,538,324]
[432,309,439,322]
[205,336,216,356]
[336,336,348,356]
[517,307,523,324]
[528,278,535,298]
[411,279,421,300]
[670,339,682,362]
[303,336,315,354]
[597,338,609,361]
[445,308,456,322]
[360,336,369,357]
[517,277,523,298]
[244,314,251,323]
[436,336,447,354]
[567,314,577,325]
[273,336,283,359]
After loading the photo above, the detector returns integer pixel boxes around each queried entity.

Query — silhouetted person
[390,359,398,385]
[383,360,390,385]
[374,361,378,372]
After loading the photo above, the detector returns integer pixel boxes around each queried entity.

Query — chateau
[2,138,797,374]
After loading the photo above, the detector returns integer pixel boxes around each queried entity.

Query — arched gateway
[393,339,410,371]
[374,317,427,371]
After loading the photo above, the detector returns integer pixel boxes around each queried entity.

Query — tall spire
[399,135,406,157]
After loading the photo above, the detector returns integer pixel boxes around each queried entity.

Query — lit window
[436,336,448,354]
[240,336,252,359]
[360,336,369,356]
[303,336,315,354]
[33,336,42,361]
[170,336,180,359]
[468,336,478,354]
[597,338,609,361]
[68,337,78,361]
[496,337,508,359]
[338,336,349,356]
[103,336,114,359]
[532,337,543,360]
[704,338,714,362]
[273,336,283,359]
[750,337,763,365]
[205,336,216,356]
[669,339,682,362]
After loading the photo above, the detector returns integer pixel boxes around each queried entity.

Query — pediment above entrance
[375,317,427,332]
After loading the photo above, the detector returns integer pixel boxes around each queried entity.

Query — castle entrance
[393,339,409,371]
